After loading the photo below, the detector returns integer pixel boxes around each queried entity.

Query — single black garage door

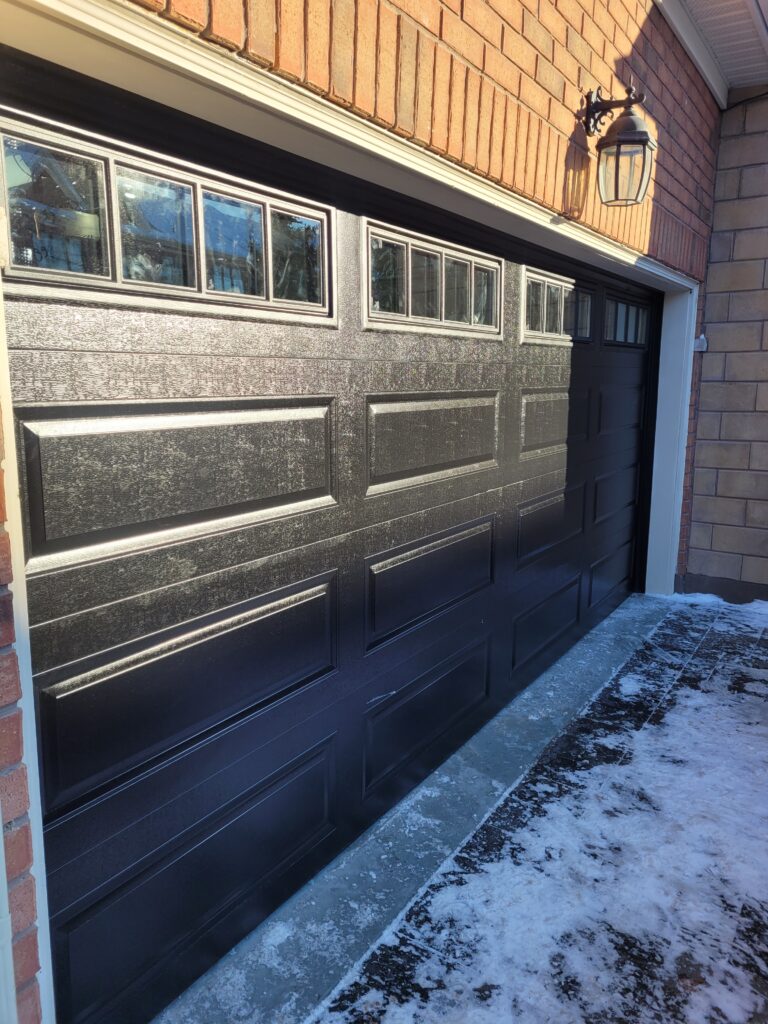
[0,56,660,1024]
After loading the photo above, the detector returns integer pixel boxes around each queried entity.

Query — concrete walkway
[154,593,673,1024]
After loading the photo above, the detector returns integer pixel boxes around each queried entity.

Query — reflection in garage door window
[117,167,196,288]
[445,257,470,324]
[411,248,440,319]
[473,265,496,327]
[371,236,406,314]
[271,211,322,304]
[203,192,265,296]
[525,277,544,332]
[563,288,592,340]
[2,136,109,277]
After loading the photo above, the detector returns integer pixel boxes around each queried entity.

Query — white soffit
[656,0,768,106]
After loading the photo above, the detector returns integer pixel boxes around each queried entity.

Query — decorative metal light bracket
[584,85,646,137]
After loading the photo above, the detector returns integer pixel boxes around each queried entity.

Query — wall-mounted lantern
[584,85,657,206]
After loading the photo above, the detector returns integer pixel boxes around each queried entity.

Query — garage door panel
[30,530,348,673]
[45,682,357,917]
[363,637,491,794]
[39,571,338,813]
[52,725,346,1024]
[8,346,358,404]
[365,392,499,494]
[509,572,582,673]
[597,384,645,438]
[357,628,501,823]
[588,538,635,610]
[514,481,587,568]
[519,387,591,458]
[4,296,347,361]
[19,399,336,558]
[593,460,640,527]
[364,516,495,651]
[26,495,349,627]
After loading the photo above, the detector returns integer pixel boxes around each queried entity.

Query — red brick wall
[0,423,41,1021]
[128,0,720,282]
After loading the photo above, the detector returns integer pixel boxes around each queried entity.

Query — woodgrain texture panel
[20,400,334,555]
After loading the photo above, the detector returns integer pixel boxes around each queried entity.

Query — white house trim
[645,288,698,596]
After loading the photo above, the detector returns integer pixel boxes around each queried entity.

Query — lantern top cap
[596,107,658,152]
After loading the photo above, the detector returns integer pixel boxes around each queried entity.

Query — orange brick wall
[128,0,720,281]
[0,422,41,1021]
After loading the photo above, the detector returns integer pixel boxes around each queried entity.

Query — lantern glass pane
[638,148,653,202]
[598,145,619,204]
[617,144,644,204]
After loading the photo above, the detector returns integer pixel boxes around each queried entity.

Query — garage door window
[203,191,265,297]
[271,211,323,304]
[1,135,109,279]
[524,270,592,344]
[365,221,501,335]
[605,298,648,346]
[0,120,333,319]
[118,167,196,288]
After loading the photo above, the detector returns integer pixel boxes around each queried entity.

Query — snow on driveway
[307,598,768,1024]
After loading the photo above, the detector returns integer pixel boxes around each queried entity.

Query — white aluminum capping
[0,4,701,1019]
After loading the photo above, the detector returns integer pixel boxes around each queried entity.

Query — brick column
[683,91,768,599]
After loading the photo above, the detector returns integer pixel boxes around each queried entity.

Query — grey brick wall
[689,92,768,594]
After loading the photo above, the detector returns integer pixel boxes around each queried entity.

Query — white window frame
[0,114,336,324]
[522,266,593,347]
[363,219,503,338]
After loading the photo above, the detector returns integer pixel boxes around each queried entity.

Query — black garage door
[0,56,660,1024]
